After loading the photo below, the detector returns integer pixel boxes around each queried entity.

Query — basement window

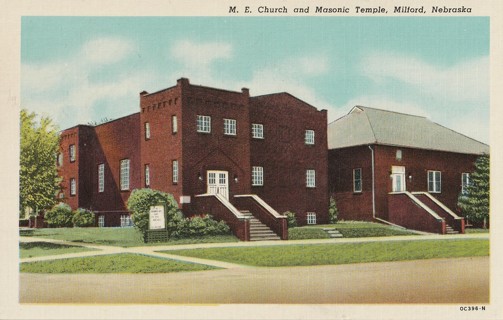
[307,212,317,225]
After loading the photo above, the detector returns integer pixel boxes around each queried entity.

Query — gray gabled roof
[328,106,489,155]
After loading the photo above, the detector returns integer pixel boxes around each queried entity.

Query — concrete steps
[322,228,343,238]
[240,210,281,241]
[445,224,459,234]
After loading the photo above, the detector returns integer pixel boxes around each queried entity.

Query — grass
[20,242,98,258]
[289,221,417,239]
[22,227,239,247]
[465,228,489,234]
[165,239,489,267]
[20,253,218,273]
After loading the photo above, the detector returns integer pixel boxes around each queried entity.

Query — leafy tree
[328,196,339,224]
[72,208,96,227]
[458,154,490,228]
[283,211,297,228]
[44,203,73,228]
[20,109,61,216]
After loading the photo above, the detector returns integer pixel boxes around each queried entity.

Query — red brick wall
[58,127,80,209]
[250,94,329,225]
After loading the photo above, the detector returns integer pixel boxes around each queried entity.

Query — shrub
[126,188,184,237]
[328,197,339,224]
[44,203,73,228]
[284,211,297,228]
[72,208,95,227]
[179,214,231,238]
[19,219,30,227]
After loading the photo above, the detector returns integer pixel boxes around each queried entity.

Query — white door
[391,166,406,192]
[207,170,229,200]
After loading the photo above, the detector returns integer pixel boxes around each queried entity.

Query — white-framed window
[306,169,316,188]
[98,163,105,193]
[120,159,130,191]
[305,130,315,145]
[57,153,63,166]
[120,214,133,227]
[197,115,211,133]
[396,149,403,161]
[145,164,150,187]
[307,212,317,225]
[172,115,178,133]
[462,173,470,195]
[172,160,179,184]
[70,178,76,196]
[353,168,362,193]
[252,123,264,139]
[145,122,151,140]
[98,215,105,228]
[69,144,76,162]
[252,166,264,186]
[224,118,237,136]
[428,170,441,193]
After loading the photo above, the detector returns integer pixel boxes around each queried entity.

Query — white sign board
[149,205,165,230]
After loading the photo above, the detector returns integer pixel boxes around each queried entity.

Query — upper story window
[224,118,237,136]
[70,178,76,196]
[252,123,264,139]
[69,144,76,162]
[428,170,441,193]
[98,163,105,193]
[145,122,151,140]
[461,173,470,195]
[57,153,63,167]
[396,149,403,161]
[197,115,211,133]
[252,166,264,186]
[172,115,178,134]
[305,130,315,145]
[172,160,179,184]
[306,169,316,188]
[145,164,150,187]
[120,159,130,191]
[353,168,362,193]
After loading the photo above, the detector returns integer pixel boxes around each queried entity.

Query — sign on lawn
[149,205,166,230]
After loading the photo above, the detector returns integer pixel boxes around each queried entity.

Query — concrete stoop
[322,228,343,239]
[240,210,281,241]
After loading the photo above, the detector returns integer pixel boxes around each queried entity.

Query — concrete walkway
[19,233,489,268]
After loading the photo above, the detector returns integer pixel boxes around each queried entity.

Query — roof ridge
[359,106,427,119]
[430,121,489,148]
[362,108,378,144]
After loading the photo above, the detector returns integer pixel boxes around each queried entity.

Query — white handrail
[412,192,463,220]
[234,194,286,219]
[195,193,247,219]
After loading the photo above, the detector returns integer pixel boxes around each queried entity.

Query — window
[252,123,264,139]
[224,118,237,136]
[145,164,150,187]
[145,122,151,140]
[172,160,179,184]
[305,130,315,145]
[120,159,130,191]
[462,173,470,195]
[252,166,264,186]
[57,153,63,166]
[396,149,403,161]
[306,170,316,188]
[197,115,211,133]
[98,215,105,228]
[120,215,133,227]
[428,170,441,193]
[307,212,317,225]
[98,163,105,193]
[70,178,76,196]
[353,168,362,193]
[69,144,76,162]
[172,115,178,133]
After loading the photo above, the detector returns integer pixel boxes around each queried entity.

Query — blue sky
[21,16,489,143]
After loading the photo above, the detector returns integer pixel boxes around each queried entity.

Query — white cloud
[81,37,136,65]
[170,40,233,67]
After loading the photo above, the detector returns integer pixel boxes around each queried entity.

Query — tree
[20,109,61,217]
[458,154,490,228]
[328,196,339,224]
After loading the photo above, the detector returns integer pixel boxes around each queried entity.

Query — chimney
[177,77,190,87]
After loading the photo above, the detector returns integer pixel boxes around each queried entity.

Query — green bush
[126,188,184,238]
[328,197,339,224]
[179,214,231,237]
[72,208,95,227]
[284,211,297,228]
[44,203,73,228]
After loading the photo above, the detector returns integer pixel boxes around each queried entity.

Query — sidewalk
[19,233,489,268]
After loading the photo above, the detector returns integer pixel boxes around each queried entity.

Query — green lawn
[164,239,489,267]
[20,253,219,273]
[465,228,489,234]
[20,241,98,258]
[289,221,417,239]
[22,227,239,247]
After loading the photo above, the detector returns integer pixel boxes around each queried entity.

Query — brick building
[57,78,328,240]
[328,106,489,234]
